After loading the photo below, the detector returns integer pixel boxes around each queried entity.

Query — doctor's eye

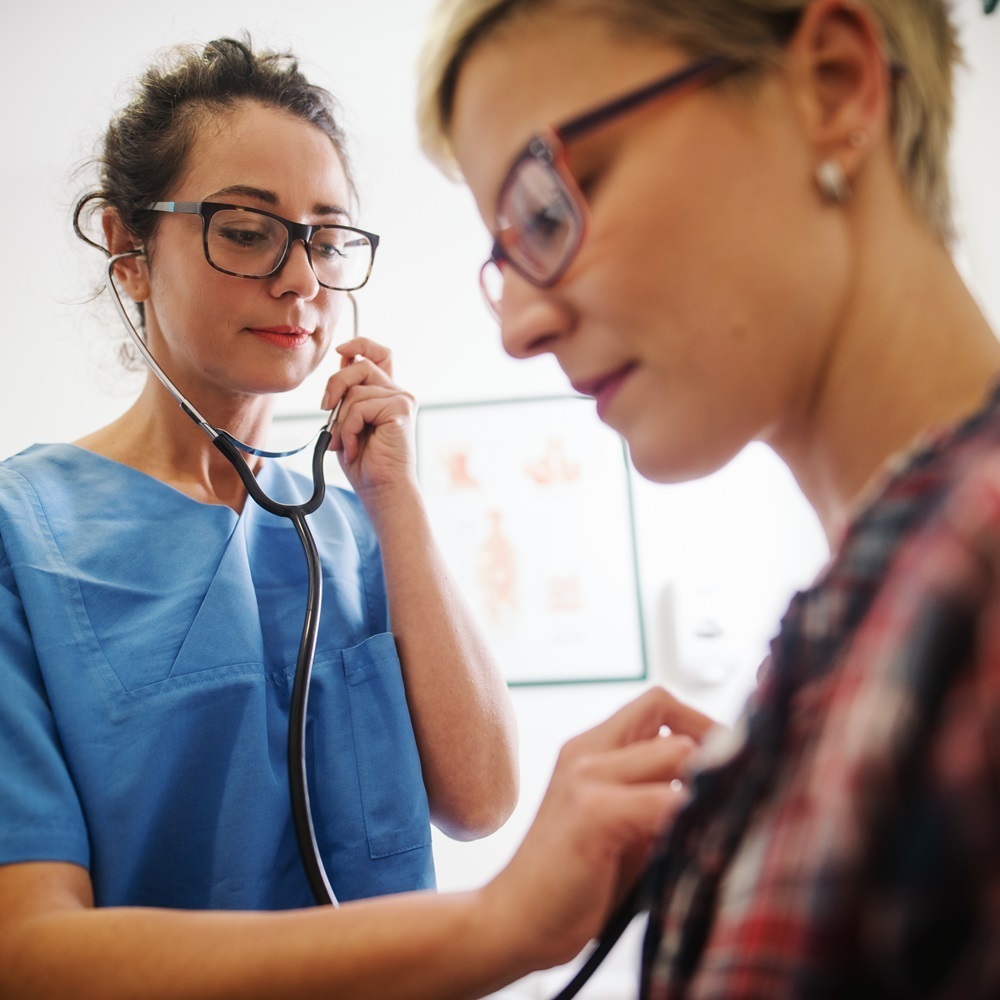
[311,234,349,261]
[214,220,277,251]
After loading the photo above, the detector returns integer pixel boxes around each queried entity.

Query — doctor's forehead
[177,103,352,208]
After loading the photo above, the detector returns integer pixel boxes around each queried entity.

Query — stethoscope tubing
[212,430,338,907]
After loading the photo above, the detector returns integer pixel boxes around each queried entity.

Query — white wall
[2,5,998,992]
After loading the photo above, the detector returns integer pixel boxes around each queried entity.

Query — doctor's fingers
[560,687,706,762]
[321,354,401,411]
[657,694,717,744]
[328,386,416,460]
[554,732,697,796]
[330,383,415,438]
[335,336,394,376]
[593,779,690,856]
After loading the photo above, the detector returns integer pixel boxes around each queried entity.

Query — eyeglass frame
[144,201,381,291]
[480,54,736,311]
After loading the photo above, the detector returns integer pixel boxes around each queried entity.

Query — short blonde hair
[417,0,961,240]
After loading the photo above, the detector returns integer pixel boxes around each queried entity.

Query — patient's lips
[572,362,637,418]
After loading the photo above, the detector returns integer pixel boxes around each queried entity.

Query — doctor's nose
[271,239,321,298]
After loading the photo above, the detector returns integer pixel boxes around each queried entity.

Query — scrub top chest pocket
[318,633,435,861]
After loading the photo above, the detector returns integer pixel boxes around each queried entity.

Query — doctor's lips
[248,325,314,349]
[572,362,637,417]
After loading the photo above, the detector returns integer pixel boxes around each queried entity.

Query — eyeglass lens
[498,156,583,281]
[485,150,585,315]
[207,209,374,290]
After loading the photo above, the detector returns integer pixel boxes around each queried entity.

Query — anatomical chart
[416,396,646,685]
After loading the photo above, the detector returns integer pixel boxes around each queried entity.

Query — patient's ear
[786,0,891,181]
[102,208,150,303]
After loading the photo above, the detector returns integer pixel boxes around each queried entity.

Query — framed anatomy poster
[416,396,646,686]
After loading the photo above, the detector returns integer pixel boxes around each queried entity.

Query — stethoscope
[100,243,345,907]
[97,245,651,998]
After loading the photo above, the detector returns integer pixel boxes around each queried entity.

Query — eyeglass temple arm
[557,56,731,143]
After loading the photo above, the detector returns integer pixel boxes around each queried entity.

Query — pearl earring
[816,159,850,203]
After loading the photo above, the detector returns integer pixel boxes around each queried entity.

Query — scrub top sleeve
[0,539,90,868]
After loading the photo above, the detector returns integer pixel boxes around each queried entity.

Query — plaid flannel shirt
[641,385,1000,998]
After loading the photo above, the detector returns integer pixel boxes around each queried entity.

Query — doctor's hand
[480,688,698,974]
[321,337,418,502]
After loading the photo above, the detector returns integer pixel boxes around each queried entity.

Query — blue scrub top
[0,444,435,908]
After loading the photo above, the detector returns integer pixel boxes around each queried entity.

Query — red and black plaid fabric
[641,386,1000,998]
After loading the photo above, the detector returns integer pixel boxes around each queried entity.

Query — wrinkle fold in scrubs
[0,444,435,908]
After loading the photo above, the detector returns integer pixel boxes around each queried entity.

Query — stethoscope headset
[78,213,646,1000]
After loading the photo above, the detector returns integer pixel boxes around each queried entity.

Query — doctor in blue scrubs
[0,32,521,920]
[0,34,702,1000]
